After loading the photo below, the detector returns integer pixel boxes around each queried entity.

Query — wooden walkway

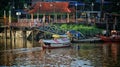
[10,22,43,27]
[73,37,102,43]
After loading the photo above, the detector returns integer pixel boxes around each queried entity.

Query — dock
[72,37,102,43]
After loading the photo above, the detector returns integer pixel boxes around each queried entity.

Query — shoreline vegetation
[55,24,103,38]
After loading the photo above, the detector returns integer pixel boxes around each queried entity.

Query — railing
[10,22,43,27]
[38,25,66,35]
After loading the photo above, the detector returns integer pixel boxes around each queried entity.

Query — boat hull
[39,38,71,49]
[42,43,71,49]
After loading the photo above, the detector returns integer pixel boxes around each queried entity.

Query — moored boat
[39,34,71,49]
[100,35,120,42]
[99,30,120,42]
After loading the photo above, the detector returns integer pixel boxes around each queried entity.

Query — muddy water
[0,37,120,67]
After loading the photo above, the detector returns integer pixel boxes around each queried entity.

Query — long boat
[39,35,71,49]
[100,35,120,42]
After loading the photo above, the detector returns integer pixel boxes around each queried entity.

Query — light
[92,2,94,6]
[40,4,42,7]
[75,2,77,23]
[16,12,21,22]
[50,4,53,7]
[75,3,77,6]
[91,2,94,11]
[16,12,21,16]
[12,6,15,9]
[117,3,119,6]
[24,3,27,8]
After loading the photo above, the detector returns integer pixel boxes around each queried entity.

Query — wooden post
[32,30,34,46]
[22,30,27,48]
[4,10,7,25]
[30,13,34,27]
[4,26,7,49]
[13,29,16,49]
[31,13,34,22]
[37,12,39,21]
[106,14,109,36]
[9,10,12,49]
[61,14,62,23]
[4,10,7,49]
[67,13,70,23]
[10,27,12,49]
[113,16,117,30]
[9,10,11,25]
[55,14,57,23]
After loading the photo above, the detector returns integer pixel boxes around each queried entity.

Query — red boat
[100,35,120,42]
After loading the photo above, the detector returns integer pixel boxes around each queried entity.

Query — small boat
[100,30,120,42]
[39,34,71,49]
[100,35,120,42]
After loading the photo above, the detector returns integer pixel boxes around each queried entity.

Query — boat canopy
[52,34,68,38]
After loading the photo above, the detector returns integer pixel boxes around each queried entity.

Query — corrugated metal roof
[28,2,72,14]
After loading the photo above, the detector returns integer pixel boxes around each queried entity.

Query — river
[0,37,120,67]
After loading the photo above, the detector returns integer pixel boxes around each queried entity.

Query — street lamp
[91,2,94,11]
[117,3,119,6]
[24,3,28,22]
[16,12,21,22]
[50,4,54,23]
[75,3,78,23]
[39,4,42,21]
[9,10,11,25]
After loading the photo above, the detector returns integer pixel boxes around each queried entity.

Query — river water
[0,37,120,67]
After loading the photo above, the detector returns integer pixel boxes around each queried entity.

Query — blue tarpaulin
[69,30,86,39]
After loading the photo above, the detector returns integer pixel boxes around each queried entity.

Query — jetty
[72,37,102,43]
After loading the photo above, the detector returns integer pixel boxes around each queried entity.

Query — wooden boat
[100,35,120,42]
[100,30,120,42]
[39,34,71,49]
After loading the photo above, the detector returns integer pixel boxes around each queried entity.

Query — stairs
[38,25,66,35]
[27,25,66,41]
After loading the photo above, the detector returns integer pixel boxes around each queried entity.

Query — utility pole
[75,2,77,23]
[100,0,104,19]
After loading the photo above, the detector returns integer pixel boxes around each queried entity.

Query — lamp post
[100,0,104,20]
[75,3,78,23]
[16,12,21,22]
[39,4,42,21]
[9,10,11,25]
[91,2,94,11]
[24,3,28,22]
[50,4,54,23]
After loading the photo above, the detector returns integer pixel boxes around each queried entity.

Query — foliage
[59,24,103,37]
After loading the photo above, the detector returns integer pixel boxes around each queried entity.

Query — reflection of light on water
[0,38,37,49]
[71,59,93,67]
[0,47,94,67]
[1,47,42,54]
[14,49,93,67]
[2,38,119,67]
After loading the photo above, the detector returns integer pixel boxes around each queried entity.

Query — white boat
[39,34,71,49]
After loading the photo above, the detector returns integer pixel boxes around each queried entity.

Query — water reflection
[102,42,120,67]
[0,37,120,67]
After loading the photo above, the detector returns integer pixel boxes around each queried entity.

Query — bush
[58,24,103,37]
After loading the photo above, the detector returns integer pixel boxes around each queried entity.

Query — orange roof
[28,2,71,14]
